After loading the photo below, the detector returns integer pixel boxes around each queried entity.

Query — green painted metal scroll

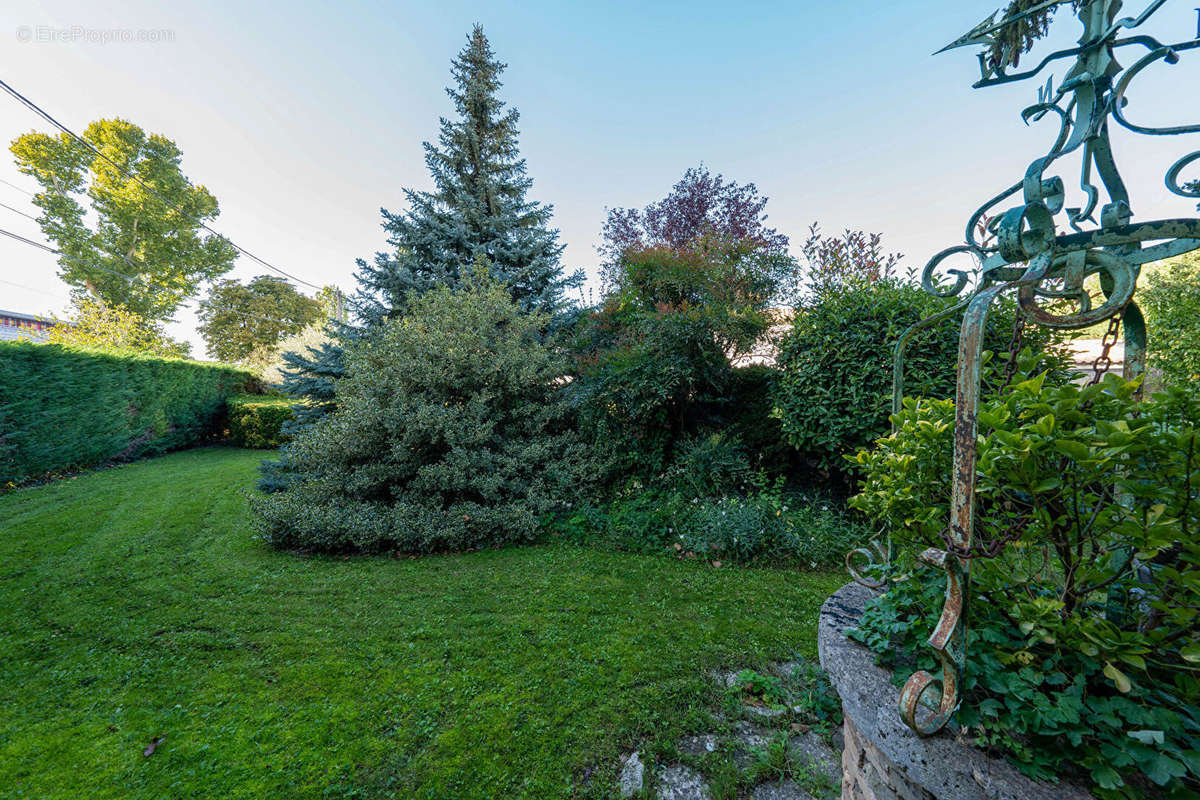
[876,0,1200,736]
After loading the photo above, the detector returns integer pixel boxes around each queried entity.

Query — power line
[0,76,327,292]
[0,178,35,197]
[0,224,322,329]
[0,199,38,221]
[0,275,65,299]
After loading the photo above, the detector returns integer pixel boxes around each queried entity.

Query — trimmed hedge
[0,341,254,484]
[227,394,294,449]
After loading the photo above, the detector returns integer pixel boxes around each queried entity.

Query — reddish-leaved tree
[598,165,790,289]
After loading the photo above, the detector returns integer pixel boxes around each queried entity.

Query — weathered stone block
[818,583,1094,800]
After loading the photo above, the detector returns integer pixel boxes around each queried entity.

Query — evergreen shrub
[0,341,253,484]
[227,394,295,449]
[252,274,590,553]
[773,279,1070,477]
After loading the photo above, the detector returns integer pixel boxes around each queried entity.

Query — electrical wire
[0,177,35,197]
[0,275,65,299]
[0,199,37,221]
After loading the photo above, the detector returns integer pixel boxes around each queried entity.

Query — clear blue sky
[1,0,1197,354]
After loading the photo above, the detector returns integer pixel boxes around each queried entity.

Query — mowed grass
[0,448,843,799]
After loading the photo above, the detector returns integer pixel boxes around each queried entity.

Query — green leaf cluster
[849,371,1200,798]
[773,279,1070,478]
[1140,254,1200,387]
[44,296,190,359]
[10,118,237,321]
[568,238,797,487]
[226,394,295,449]
[197,276,324,363]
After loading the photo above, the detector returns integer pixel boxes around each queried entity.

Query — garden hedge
[0,341,254,484]
[226,394,295,449]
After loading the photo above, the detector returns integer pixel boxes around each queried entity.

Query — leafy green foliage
[553,477,868,569]
[197,276,324,362]
[569,238,796,486]
[0,341,252,485]
[226,394,295,449]
[11,118,236,321]
[773,279,1069,476]
[730,669,788,706]
[0,446,843,798]
[44,296,190,358]
[850,371,1200,797]
[1140,254,1200,387]
[253,273,590,553]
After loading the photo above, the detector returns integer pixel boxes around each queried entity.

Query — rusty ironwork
[882,0,1200,736]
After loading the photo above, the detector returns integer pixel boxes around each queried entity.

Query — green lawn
[0,448,843,799]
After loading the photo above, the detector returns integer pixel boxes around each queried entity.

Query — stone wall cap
[818,582,1094,800]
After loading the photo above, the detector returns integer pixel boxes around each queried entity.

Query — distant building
[730,308,795,367]
[0,309,63,343]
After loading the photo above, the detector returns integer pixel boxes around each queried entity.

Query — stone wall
[817,583,1094,800]
[841,711,933,800]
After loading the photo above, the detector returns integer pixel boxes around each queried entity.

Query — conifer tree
[356,24,580,321]
[261,25,577,490]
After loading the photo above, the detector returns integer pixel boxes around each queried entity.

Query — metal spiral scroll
[875,0,1200,736]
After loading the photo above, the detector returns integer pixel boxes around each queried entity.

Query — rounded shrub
[252,273,591,553]
[1140,254,1200,387]
[772,279,1068,476]
[226,394,295,449]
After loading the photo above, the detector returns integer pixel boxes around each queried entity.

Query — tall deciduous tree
[197,275,324,363]
[11,118,237,321]
[599,165,790,290]
[356,24,580,320]
[45,296,189,359]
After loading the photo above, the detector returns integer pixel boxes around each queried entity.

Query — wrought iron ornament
[880,0,1200,736]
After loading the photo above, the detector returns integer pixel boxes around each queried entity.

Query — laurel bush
[773,278,1070,478]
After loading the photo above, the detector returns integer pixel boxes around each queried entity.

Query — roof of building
[0,308,56,324]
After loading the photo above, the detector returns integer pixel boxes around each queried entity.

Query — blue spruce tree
[357,24,579,322]
[260,25,578,491]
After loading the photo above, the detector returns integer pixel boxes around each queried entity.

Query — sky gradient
[1,0,1197,355]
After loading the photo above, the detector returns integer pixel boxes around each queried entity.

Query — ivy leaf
[1128,729,1164,745]
[1032,476,1061,493]
[1090,763,1123,790]
[1103,661,1132,693]
[1181,642,1200,663]
[1144,754,1187,786]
